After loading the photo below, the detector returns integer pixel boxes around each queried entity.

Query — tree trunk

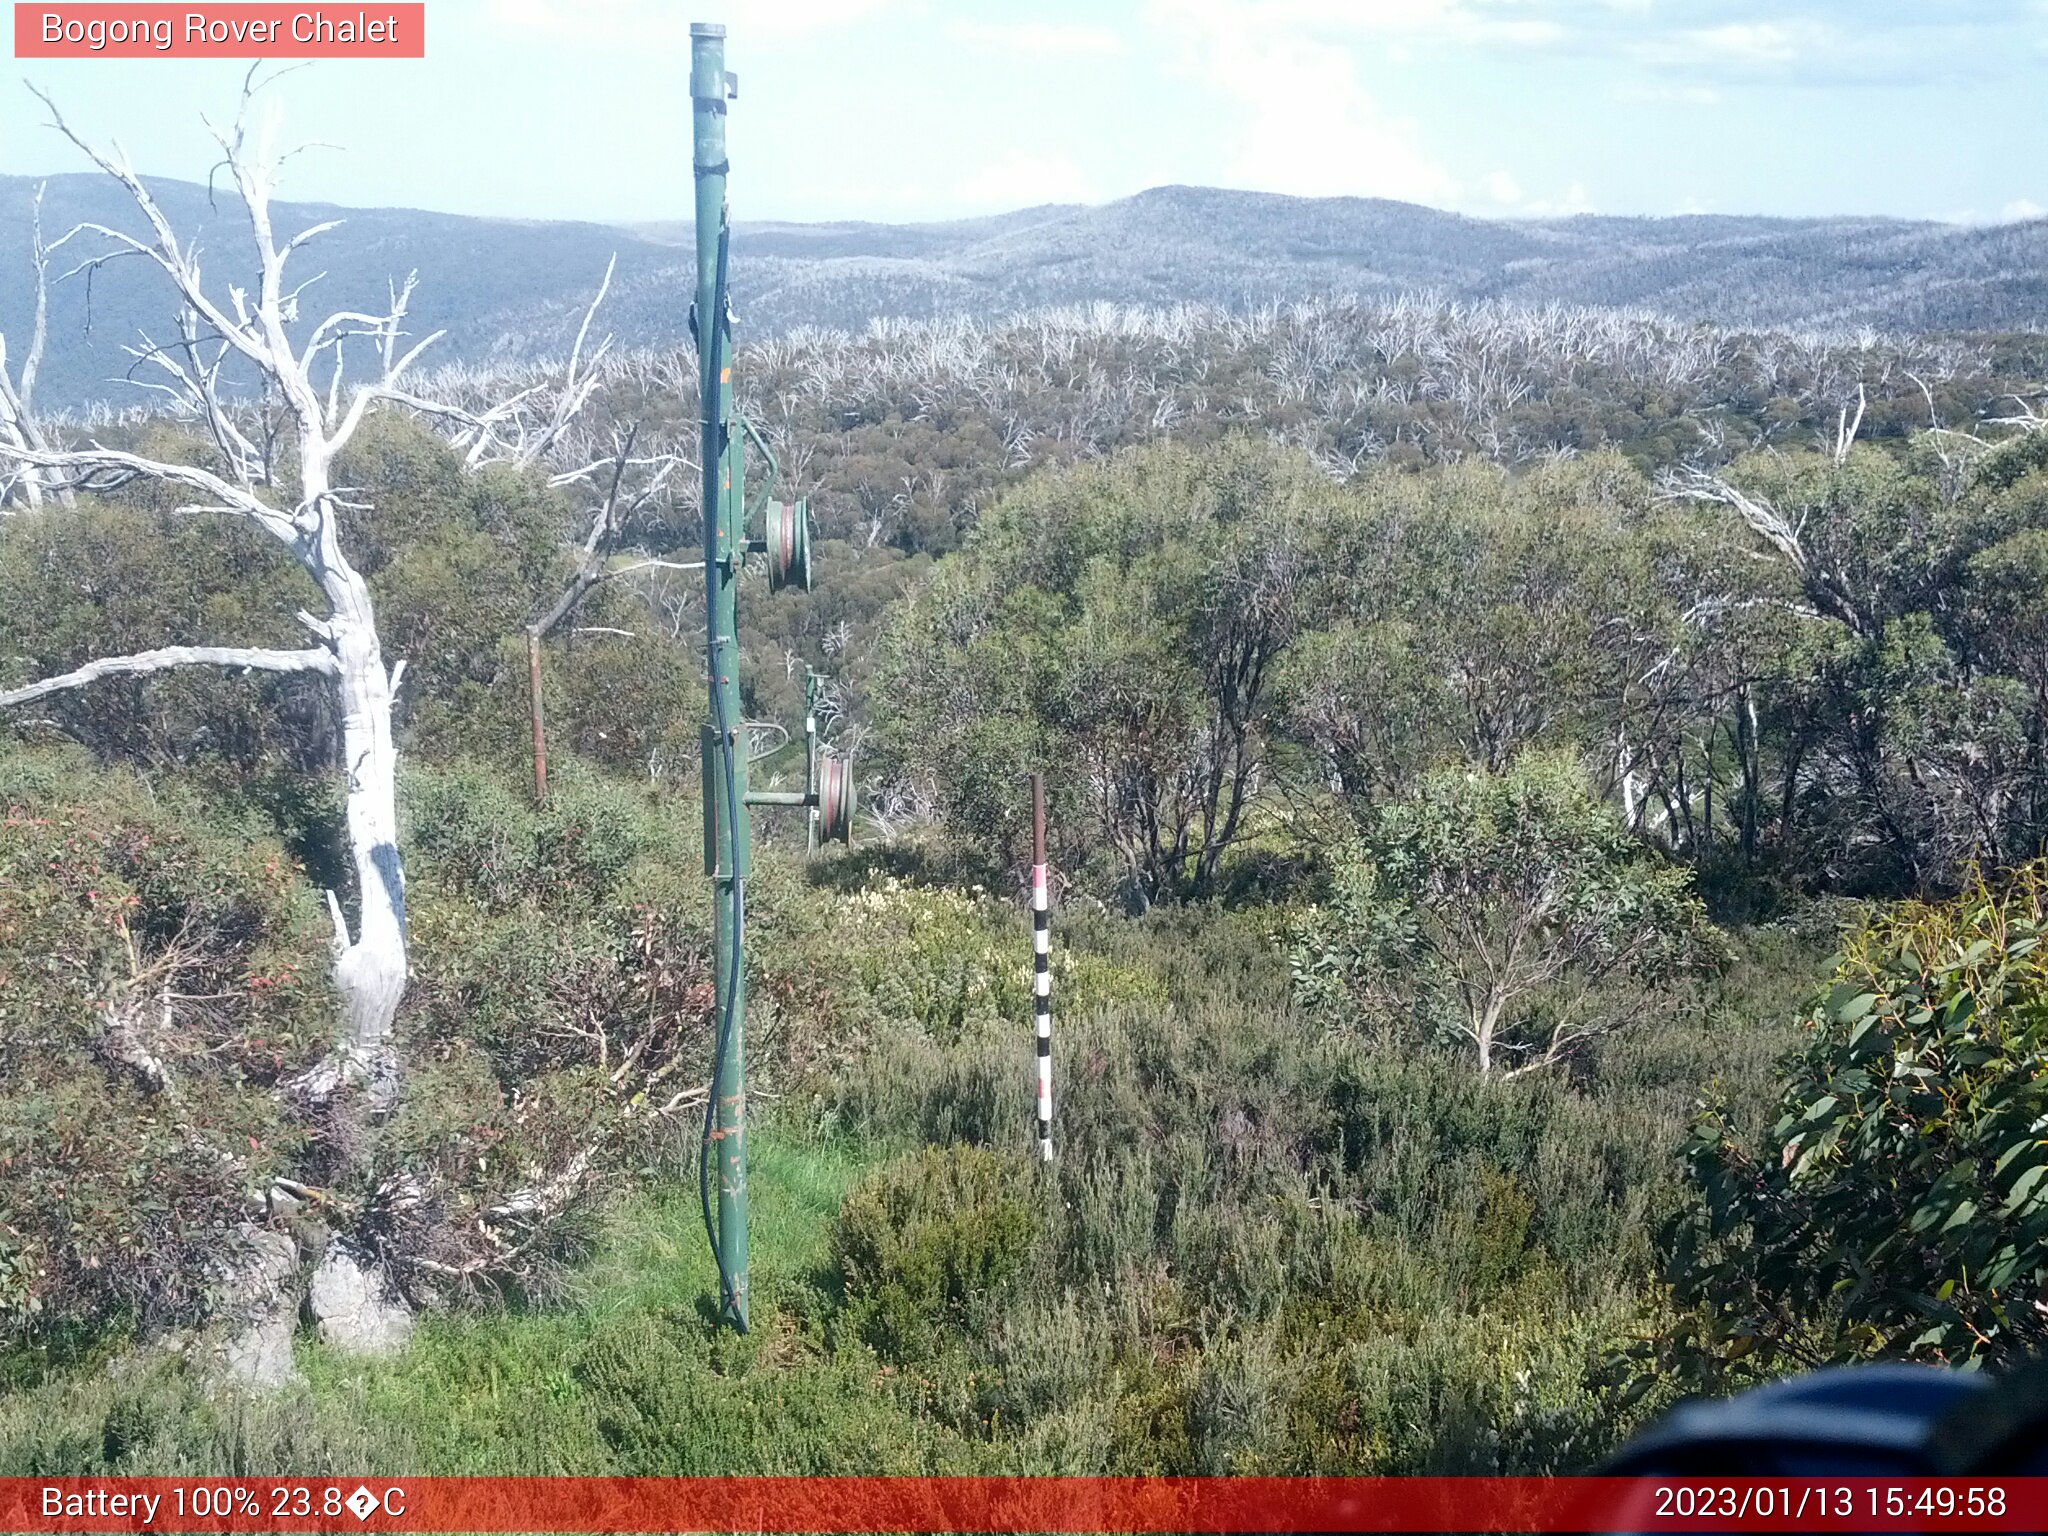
[1736,685,1760,862]
[1701,729,1714,856]
[1616,732,1641,832]
[0,84,640,1379]
[329,606,407,1105]
[1474,997,1502,1076]
[1780,731,1808,841]
[1672,748,1690,854]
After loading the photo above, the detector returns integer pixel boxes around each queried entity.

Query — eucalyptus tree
[0,83,623,1380]
[1659,438,2048,887]
[521,422,695,803]
[872,438,1329,905]
[1291,753,1717,1077]
[1281,456,1699,811]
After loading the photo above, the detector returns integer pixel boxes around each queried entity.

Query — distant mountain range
[3,175,2042,410]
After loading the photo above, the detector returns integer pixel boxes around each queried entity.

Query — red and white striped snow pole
[1030,771,1053,1162]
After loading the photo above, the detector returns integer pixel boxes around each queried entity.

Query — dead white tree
[1660,465,1810,577]
[523,421,695,801]
[1659,463,1872,639]
[1831,381,1867,466]
[0,76,551,1109]
[0,181,71,512]
[1989,394,2048,435]
[380,257,619,474]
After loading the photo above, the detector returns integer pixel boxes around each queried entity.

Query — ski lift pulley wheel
[765,498,813,593]
[817,751,855,845]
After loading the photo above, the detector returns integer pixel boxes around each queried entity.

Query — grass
[0,1129,987,1476]
[0,896,1829,1479]
[293,1131,960,1476]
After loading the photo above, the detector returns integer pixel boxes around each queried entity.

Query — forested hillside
[7,130,2048,1478]
[7,171,2046,409]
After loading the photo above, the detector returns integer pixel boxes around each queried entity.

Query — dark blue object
[1607,1364,1993,1476]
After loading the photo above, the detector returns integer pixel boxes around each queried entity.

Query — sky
[0,0,2041,227]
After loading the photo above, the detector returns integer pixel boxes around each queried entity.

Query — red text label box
[15,5,425,57]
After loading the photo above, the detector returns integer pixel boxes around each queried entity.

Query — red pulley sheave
[817,752,855,845]
[765,498,813,593]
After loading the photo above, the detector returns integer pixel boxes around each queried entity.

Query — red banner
[14,5,424,58]
[4,1477,2048,1532]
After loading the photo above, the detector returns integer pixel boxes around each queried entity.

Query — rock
[307,1241,414,1356]
[216,1225,302,1390]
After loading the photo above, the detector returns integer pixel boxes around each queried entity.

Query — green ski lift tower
[691,20,853,1332]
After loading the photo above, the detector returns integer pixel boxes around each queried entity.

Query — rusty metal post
[526,631,548,805]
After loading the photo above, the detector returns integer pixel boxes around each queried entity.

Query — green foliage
[1292,753,1720,1074]
[0,864,1821,1476]
[825,880,1031,1041]
[871,438,1332,904]
[0,745,332,1346]
[0,492,324,772]
[0,414,689,792]
[0,745,735,1335]
[0,1358,405,1475]
[832,1145,1040,1362]
[1652,864,2048,1387]
[0,1141,978,1476]
[404,757,679,913]
[1280,455,1709,799]
[17,339,2048,1482]
[386,758,734,1295]
[808,903,1779,1473]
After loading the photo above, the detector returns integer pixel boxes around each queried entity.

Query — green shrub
[1291,752,1722,1076]
[0,1358,405,1474]
[570,1309,980,1474]
[403,757,688,911]
[0,747,331,1347]
[832,1146,1041,1362]
[1652,863,2048,1385]
[381,760,733,1297]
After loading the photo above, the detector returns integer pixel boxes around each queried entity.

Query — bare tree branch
[0,644,337,708]
[1658,466,1809,576]
[0,186,73,512]
[22,180,49,409]
[1,442,298,538]
[1833,381,1866,465]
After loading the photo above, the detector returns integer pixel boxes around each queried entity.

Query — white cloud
[1479,173,1595,217]
[1133,1,2013,93]
[2001,198,2047,223]
[1546,180,1596,216]
[1627,18,1836,73]
[1148,0,1462,204]
[1229,0,1564,48]
[1479,170,1523,205]
[953,154,1099,212]
[944,21,1124,57]
[788,178,937,217]
[1682,22,1801,64]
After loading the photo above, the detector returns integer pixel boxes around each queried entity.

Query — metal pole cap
[691,22,727,38]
